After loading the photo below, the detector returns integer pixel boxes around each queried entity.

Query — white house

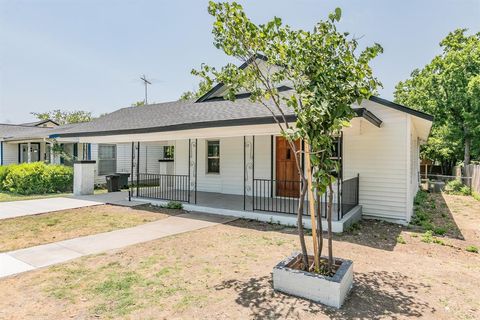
[0,120,82,165]
[48,60,432,230]
[0,121,110,183]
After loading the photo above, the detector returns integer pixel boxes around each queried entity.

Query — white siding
[117,143,133,174]
[113,137,272,195]
[406,117,421,222]
[343,105,409,222]
[2,143,18,165]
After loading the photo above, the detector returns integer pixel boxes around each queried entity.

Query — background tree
[195,1,382,273]
[395,29,480,169]
[179,79,213,101]
[131,101,145,107]
[31,109,93,125]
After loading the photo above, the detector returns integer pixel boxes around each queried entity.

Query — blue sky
[1,0,479,123]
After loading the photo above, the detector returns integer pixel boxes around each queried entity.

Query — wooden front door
[276,137,300,197]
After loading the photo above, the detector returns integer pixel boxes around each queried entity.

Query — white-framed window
[98,144,117,175]
[163,145,175,160]
[206,140,220,174]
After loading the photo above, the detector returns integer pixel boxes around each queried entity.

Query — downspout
[0,141,3,165]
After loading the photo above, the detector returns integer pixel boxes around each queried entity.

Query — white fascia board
[76,123,290,144]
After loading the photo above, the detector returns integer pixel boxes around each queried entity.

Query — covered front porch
[123,130,361,231]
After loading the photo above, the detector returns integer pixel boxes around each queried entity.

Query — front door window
[19,143,40,163]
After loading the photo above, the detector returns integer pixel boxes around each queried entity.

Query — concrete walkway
[0,191,144,221]
[0,197,104,220]
[0,212,235,279]
[71,191,144,207]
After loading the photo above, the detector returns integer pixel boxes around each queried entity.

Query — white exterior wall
[406,117,421,222]
[107,137,273,195]
[2,142,18,165]
[0,141,53,165]
[343,105,409,222]
[189,136,271,195]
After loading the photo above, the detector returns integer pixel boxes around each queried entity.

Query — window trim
[98,144,117,176]
[18,142,41,163]
[206,140,220,175]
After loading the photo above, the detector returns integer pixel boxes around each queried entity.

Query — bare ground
[0,193,478,319]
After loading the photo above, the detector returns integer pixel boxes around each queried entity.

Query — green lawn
[0,189,108,202]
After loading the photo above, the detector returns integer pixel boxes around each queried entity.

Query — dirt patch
[0,204,182,252]
[0,195,478,319]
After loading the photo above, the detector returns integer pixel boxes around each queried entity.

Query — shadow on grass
[225,218,405,251]
[215,271,435,319]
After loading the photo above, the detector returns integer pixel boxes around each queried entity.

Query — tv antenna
[140,74,152,104]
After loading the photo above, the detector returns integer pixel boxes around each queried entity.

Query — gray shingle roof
[51,95,295,137]
[0,124,54,140]
[20,119,59,127]
[0,123,81,141]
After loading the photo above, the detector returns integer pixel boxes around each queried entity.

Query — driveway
[0,191,145,221]
[0,197,103,220]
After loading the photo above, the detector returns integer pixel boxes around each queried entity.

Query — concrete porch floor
[133,189,362,233]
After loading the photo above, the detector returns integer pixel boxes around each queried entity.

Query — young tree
[395,29,480,167]
[31,109,93,125]
[195,2,382,273]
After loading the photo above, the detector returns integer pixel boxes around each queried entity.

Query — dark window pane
[208,141,220,157]
[207,158,220,173]
[163,146,174,159]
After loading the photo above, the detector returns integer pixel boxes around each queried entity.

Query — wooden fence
[455,164,480,194]
[465,165,480,194]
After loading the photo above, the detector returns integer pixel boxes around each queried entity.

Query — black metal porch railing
[136,173,190,202]
[253,179,309,215]
[253,174,359,220]
[339,175,359,219]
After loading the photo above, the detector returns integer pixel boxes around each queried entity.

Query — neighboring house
[50,58,433,229]
[0,121,129,185]
[0,120,88,166]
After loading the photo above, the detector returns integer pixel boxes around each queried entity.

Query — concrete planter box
[273,252,353,308]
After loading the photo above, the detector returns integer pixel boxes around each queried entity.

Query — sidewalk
[0,212,235,279]
[0,197,103,220]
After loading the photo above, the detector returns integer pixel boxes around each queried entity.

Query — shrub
[433,226,447,235]
[1,162,73,195]
[466,245,478,253]
[43,164,74,193]
[473,192,480,201]
[414,190,428,205]
[421,230,434,243]
[165,201,183,210]
[0,165,12,190]
[421,230,446,245]
[444,180,471,196]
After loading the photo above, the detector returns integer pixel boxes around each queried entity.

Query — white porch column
[50,143,54,164]
[73,160,96,196]
[27,142,31,163]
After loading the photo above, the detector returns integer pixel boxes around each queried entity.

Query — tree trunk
[327,182,334,272]
[297,181,309,270]
[304,143,319,271]
[464,136,471,166]
[316,191,323,259]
